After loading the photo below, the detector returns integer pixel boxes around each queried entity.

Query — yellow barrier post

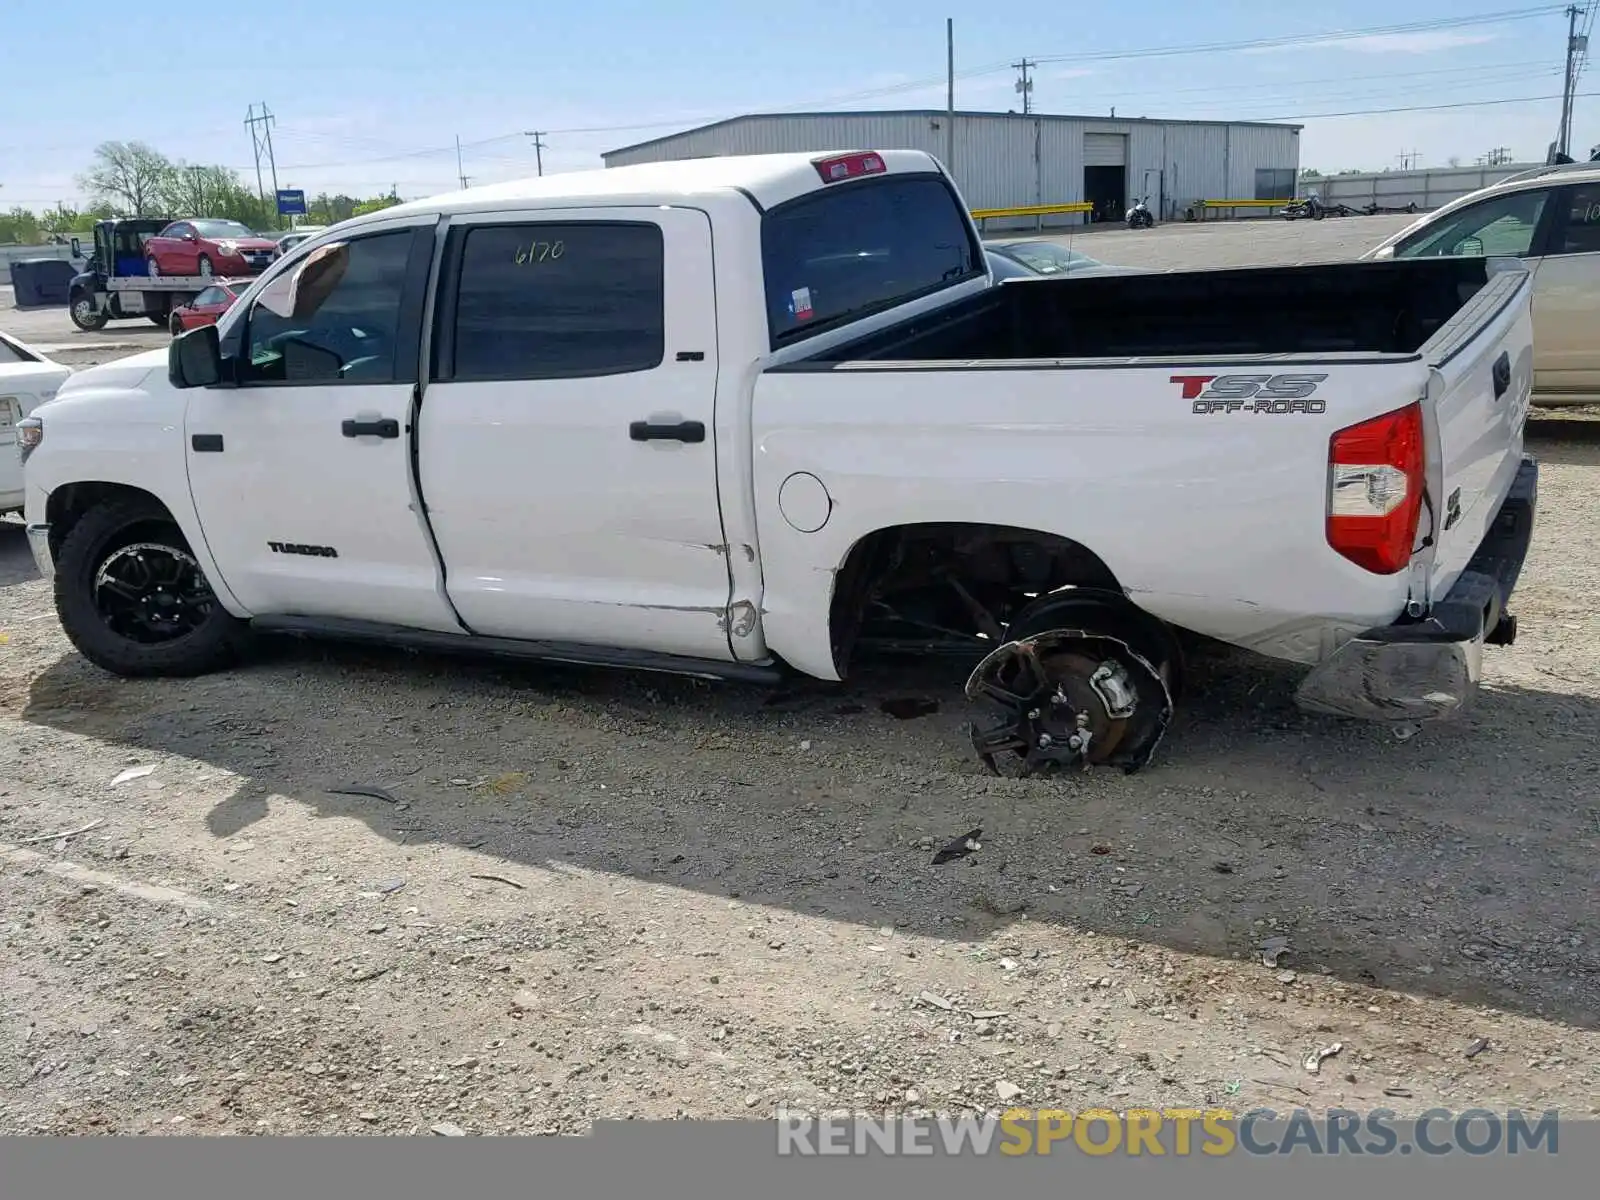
[1195,199,1285,221]
[969,202,1095,232]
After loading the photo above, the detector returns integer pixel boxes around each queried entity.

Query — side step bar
[250,615,785,685]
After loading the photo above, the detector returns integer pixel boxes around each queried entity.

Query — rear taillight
[812,152,887,183]
[1326,401,1426,574]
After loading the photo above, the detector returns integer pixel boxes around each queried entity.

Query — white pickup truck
[18,149,1539,774]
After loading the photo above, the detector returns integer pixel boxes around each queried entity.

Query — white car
[274,227,328,258]
[19,150,1537,772]
[1,331,70,515]
[1366,161,1600,407]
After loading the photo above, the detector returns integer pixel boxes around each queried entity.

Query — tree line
[0,140,404,246]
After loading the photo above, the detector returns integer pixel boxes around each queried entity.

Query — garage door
[1084,133,1127,167]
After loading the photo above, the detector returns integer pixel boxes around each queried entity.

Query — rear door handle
[342,418,400,439]
[629,419,705,444]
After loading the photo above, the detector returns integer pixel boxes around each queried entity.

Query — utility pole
[945,18,955,180]
[523,131,547,177]
[1558,4,1589,159]
[245,103,280,221]
[1012,58,1035,115]
[456,135,470,189]
[1397,149,1420,171]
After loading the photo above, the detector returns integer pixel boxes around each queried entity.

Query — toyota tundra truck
[17,149,1538,774]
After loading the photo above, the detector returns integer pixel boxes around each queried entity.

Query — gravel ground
[3,216,1599,1135]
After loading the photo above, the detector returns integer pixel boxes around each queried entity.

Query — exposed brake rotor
[964,629,1174,776]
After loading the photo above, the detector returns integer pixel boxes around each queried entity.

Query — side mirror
[70,236,82,258]
[169,324,223,389]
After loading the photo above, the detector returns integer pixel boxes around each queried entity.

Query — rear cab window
[761,172,983,348]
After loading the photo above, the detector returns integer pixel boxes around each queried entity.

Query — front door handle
[342,418,400,439]
[629,419,705,444]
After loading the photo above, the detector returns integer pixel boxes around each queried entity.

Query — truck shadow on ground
[22,630,1600,1034]
[0,522,40,589]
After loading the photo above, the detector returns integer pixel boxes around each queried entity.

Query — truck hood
[56,347,168,396]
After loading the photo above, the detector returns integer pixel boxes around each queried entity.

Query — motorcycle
[1282,195,1325,221]
[1126,196,1154,230]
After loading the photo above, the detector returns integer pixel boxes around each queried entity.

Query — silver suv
[1366,162,1600,408]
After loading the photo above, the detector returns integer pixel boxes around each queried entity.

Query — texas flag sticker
[791,287,814,320]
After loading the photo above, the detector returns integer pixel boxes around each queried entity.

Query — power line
[1027,4,1569,65]
[256,7,1580,174]
[1259,88,1600,122]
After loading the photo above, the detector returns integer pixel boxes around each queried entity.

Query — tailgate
[1421,259,1533,600]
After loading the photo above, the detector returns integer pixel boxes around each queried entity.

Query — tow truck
[65,218,260,333]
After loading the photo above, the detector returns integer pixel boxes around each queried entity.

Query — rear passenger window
[1556,185,1600,254]
[443,223,664,380]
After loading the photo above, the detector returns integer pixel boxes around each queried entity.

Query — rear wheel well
[828,522,1125,676]
[47,483,175,559]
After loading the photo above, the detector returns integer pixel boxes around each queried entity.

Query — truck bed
[790,257,1499,364]
[749,253,1533,685]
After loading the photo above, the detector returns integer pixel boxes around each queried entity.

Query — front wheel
[54,498,247,678]
[198,254,213,277]
[168,312,184,336]
[69,293,108,331]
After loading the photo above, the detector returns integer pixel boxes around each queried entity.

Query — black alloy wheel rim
[92,541,215,643]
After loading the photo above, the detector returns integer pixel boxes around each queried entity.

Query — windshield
[191,219,256,240]
[993,242,1099,274]
[760,174,982,346]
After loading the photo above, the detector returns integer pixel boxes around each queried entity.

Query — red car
[145,218,279,278]
[167,279,244,336]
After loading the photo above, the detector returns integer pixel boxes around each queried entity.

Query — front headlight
[217,241,238,255]
[17,416,42,464]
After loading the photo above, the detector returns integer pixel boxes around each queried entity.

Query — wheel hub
[965,629,1174,776]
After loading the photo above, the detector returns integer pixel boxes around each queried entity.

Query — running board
[249,615,785,685]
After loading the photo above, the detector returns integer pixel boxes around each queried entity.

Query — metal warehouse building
[603,110,1302,227]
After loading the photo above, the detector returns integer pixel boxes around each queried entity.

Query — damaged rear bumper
[1295,454,1537,723]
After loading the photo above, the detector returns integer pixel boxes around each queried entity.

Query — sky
[1,0,1595,211]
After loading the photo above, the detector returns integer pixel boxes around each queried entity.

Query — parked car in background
[167,280,246,336]
[984,238,1147,280]
[145,219,280,278]
[0,329,70,515]
[274,226,328,258]
[1365,161,1600,407]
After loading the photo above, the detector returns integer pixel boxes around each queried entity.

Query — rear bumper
[1295,454,1538,723]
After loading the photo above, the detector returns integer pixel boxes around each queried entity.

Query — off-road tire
[54,497,246,678]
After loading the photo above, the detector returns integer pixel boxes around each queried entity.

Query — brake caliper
[964,629,1174,776]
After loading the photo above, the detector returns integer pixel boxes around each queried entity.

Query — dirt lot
[3,215,1599,1136]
